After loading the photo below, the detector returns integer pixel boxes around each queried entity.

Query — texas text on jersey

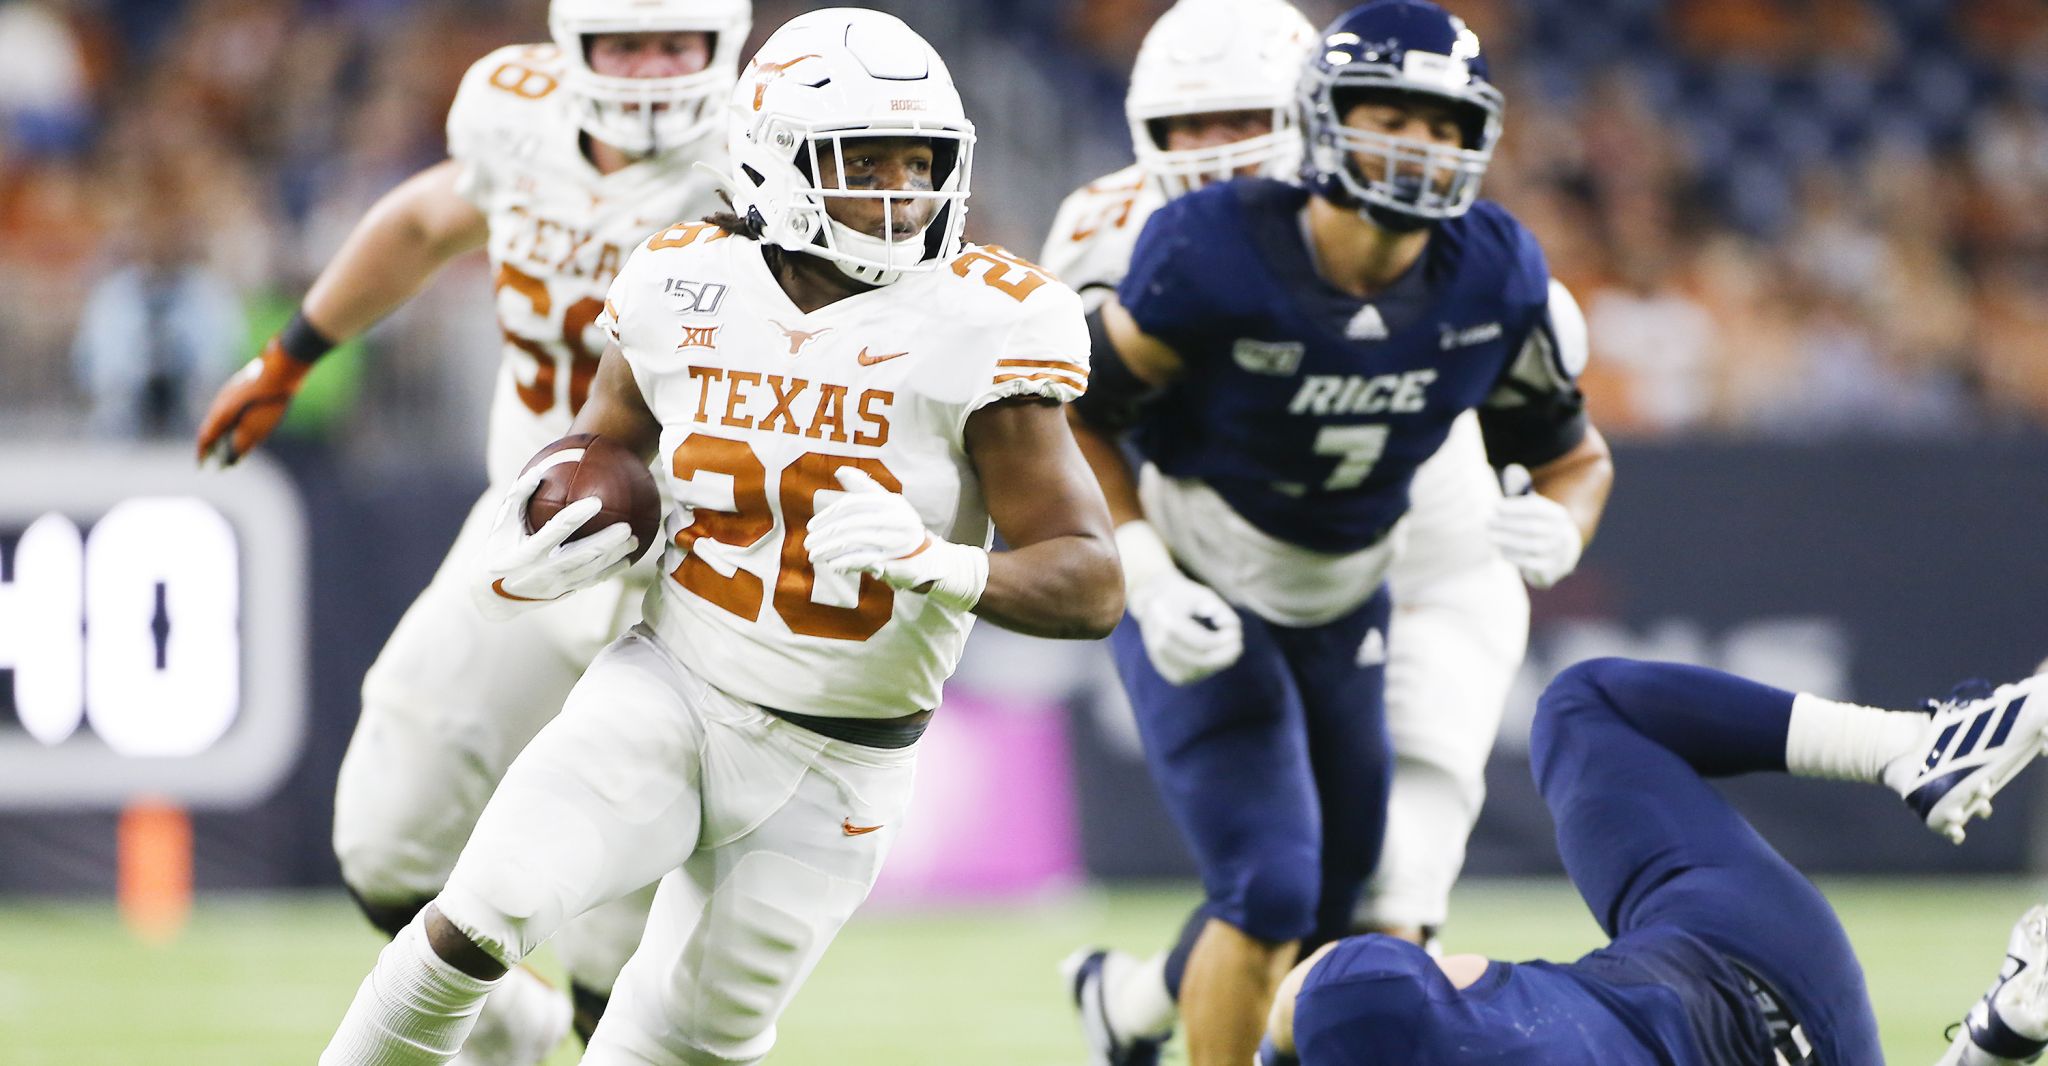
[599,222,1090,718]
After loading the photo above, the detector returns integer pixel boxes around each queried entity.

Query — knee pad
[555,883,656,999]
[433,872,564,970]
[334,835,448,919]
[1213,847,1322,944]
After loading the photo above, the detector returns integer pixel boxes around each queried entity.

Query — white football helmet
[549,0,751,157]
[1126,0,1316,199]
[728,8,974,286]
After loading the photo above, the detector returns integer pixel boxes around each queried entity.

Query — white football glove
[475,451,637,618]
[1489,464,1583,590]
[806,467,988,611]
[1117,520,1243,686]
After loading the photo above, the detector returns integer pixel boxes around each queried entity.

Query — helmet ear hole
[930,139,960,187]
[920,203,953,259]
[741,163,765,187]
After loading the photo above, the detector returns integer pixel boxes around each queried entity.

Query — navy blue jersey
[1293,930,1774,1066]
[1116,179,1584,553]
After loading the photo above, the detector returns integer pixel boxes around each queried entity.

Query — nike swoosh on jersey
[856,347,909,366]
[841,818,884,836]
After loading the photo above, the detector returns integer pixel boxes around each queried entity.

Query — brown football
[521,433,662,563]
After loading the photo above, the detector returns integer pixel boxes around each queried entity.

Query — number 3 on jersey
[670,434,902,642]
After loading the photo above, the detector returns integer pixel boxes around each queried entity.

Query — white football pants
[435,627,917,1065]
[334,483,652,991]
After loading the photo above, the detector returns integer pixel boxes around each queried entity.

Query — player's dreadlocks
[704,190,798,276]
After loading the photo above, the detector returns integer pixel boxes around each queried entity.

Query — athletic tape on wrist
[1113,520,1178,594]
[277,308,338,365]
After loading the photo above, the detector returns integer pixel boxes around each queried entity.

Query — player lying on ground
[319,9,1121,1065]
[1043,1,1549,1060]
[195,1,750,1059]
[1255,657,2048,1066]
[1062,2,1612,1063]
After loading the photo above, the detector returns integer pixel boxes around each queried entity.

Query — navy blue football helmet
[1298,0,1504,227]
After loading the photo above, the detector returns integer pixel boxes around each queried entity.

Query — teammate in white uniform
[318,9,1121,1065]
[194,1,748,1059]
[1038,1,1580,1061]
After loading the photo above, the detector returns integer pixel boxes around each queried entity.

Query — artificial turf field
[3,879,2036,1064]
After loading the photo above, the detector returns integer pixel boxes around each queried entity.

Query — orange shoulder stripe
[996,358,1089,377]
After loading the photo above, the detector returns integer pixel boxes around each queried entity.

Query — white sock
[321,914,502,1065]
[1784,693,1927,785]
[1105,950,1177,1041]
[452,965,570,1066]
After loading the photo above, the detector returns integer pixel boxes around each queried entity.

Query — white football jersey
[1038,164,1163,314]
[601,224,1090,719]
[447,43,729,483]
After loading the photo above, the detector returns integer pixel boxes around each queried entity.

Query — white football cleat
[1944,906,2048,1065]
[1062,947,1167,1066]
[1885,676,2048,844]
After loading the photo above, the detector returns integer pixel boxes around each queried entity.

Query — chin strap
[823,218,922,286]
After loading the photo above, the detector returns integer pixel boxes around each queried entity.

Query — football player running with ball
[1063,2,1613,1063]
[1260,659,2048,1066]
[320,8,1121,1065]
[196,1,747,1059]
[1041,1,1563,1060]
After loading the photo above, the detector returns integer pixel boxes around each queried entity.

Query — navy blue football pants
[1534,658,1884,1065]
[1111,588,1393,956]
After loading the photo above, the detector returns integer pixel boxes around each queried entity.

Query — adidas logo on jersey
[1345,305,1389,341]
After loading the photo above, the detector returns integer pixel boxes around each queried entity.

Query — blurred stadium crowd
[1,0,2044,459]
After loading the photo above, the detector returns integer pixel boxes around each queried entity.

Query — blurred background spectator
[70,143,246,440]
[1,0,2045,457]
